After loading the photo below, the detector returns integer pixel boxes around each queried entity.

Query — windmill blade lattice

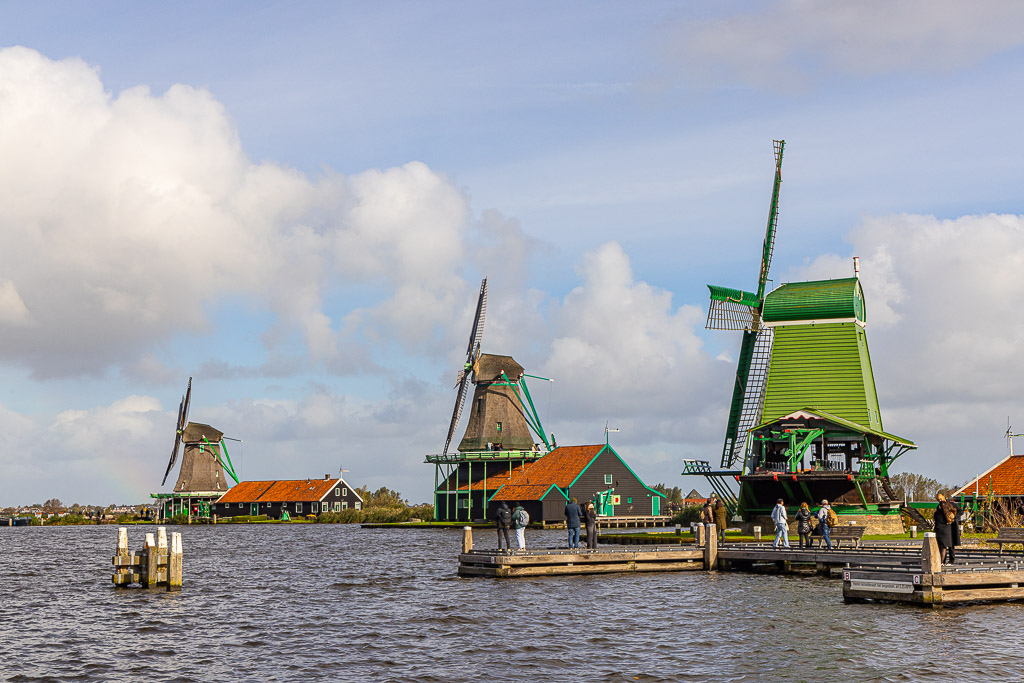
[161,377,192,486]
[443,278,487,456]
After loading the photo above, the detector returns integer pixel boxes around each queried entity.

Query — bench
[818,525,866,549]
[991,527,1024,555]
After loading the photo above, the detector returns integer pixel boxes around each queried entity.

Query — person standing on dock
[934,493,956,564]
[816,500,834,550]
[795,502,813,549]
[702,498,714,531]
[512,502,529,550]
[565,497,582,549]
[495,500,513,551]
[713,497,728,545]
[584,502,598,550]
[771,499,790,549]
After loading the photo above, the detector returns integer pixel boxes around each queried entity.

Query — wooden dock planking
[458,547,704,577]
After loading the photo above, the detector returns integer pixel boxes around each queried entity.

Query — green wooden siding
[761,322,882,430]
[762,278,865,323]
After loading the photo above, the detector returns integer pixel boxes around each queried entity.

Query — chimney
[324,474,330,480]
[853,256,860,278]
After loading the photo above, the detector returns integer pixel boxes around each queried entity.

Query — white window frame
[342,488,347,497]
[355,502,361,510]
[333,502,341,512]
[342,501,348,510]
[335,488,340,496]
[604,474,613,485]
[312,502,318,514]
[296,502,303,514]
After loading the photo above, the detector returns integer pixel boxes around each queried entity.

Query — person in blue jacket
[564,497,582,549]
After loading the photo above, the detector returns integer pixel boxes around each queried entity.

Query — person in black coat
[495,501,512,551]
[933,493,956,564]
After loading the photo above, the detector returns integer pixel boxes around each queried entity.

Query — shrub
[671,504,703,526]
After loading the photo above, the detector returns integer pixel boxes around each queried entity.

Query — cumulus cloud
[662,0,1024,88]
[0,47,473,379]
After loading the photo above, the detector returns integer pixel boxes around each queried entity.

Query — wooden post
[694,523,706,547]
[753,525,762,542]
[212,514,217,525]
[168,532,183,592]
[462,526,473,553]
[921,532,941,574]
[117,527,129,559]
[704,524,718,570]
[144,532,158,588]
[910,525,917,538]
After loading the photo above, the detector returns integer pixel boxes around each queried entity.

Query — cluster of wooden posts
[111,527,183,591]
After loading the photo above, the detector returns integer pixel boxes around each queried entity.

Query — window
[296,502,303,513]
[477,397,483,414]
[604,474,613,485]
[627,497,632,504]
[342,488,347,496]
[333,502,341,512]
[355,502,361,510]
[335,488,340,496]
[342,501,348,510]
[496,421,502,432]
[460,499,470,509]
[312,502,318,514]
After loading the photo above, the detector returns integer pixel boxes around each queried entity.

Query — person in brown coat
[713,497,729,544]
[701,499,714,528]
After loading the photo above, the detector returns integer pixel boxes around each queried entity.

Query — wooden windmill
[428,278,552,521]
[153,378,241,520]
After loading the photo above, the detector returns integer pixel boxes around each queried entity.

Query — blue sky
[3,1,1024,505]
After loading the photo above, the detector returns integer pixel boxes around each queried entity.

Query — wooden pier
[457,525,1024,608]
[111,527,183,591]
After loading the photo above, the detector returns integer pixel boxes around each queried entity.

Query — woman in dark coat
[795,502,813,549]
[933,493,955,564]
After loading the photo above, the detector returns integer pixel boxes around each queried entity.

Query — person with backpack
[564,497,582,549]
[771,498,790,549]
[494,500,512,551]
[584,502,599,550]
[512,502,529,550]
[816,499,834,550]
[934,493,956,564]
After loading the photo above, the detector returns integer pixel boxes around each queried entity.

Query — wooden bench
[991,527,1024,555]
[818,525,866,549]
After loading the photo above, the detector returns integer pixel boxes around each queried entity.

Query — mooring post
[212,514,217,525]
[704,524,718,570]
[144,532,158,588]
[117,527,129,559]
[168,532,183,592]
[921,531,942,606]
[910,525,917,538]
[462,526,473,554]
[157,527,168,585]
[753,525,762,542]
[694,523,706,548]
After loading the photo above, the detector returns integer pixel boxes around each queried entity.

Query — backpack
[516,509,530,527]
[944,506,956,524]
[826,508,839,528]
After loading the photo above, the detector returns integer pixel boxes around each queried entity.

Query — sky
[3,1,1024,505]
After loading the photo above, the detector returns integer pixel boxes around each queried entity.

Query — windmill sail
[709,140,785,469]
[444,278,487,455]
[161,377,191,486]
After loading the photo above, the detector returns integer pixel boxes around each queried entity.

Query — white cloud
[663,0,1024,88]
[0,47,474,378]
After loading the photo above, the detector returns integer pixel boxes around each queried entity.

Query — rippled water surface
[2,525,1022,681]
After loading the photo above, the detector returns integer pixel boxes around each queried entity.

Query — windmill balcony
[424,450,546,465]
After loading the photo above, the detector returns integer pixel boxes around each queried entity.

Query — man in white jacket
[771,498,790,549]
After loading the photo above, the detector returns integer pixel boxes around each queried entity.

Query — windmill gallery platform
[457,527,1024,607]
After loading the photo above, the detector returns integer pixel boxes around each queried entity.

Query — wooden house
[214,476,363,519]
[488,444,666,524]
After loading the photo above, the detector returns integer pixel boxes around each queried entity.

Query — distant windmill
[1006,418,1024,456]
[161,377,240,493]
[444,278,488,456]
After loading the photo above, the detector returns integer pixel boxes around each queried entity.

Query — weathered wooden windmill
[150,377,240,520]
[684,141,919,532]
[427,278,553,521]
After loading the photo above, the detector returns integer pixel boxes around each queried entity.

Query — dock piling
[462,526,473,554]
[695,523,706,547]
[753,525,762,542]
[113,528,184,590]
[168,532,183,591]
[704,524,718,570]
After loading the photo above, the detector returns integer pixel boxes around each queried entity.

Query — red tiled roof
[217,480,276,504]
[953,455,1024,497]
[217,478,353,503]
[501,445,604,489]
[456,463,530,491]
[490,483,565,502]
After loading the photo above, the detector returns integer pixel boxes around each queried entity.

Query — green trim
[707,284,760,307]
[751,407,915,447]
[762,278,865,323]
[567,444,666,498]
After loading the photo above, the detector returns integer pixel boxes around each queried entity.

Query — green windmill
[684,141,921,531]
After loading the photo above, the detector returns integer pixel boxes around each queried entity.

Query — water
[1,525,1021,682]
